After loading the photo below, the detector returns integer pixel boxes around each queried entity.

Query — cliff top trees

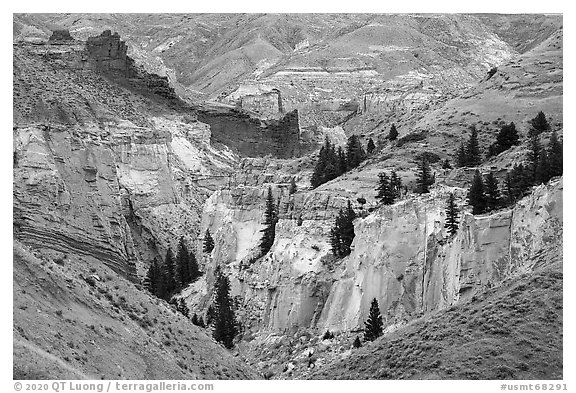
[311,135,368,188]
[484,172,501,212]
[330,200,356,258]
[467,170,486,215]
[311,137,340,189]
[548,130,563,178]
[259,186,277,255]
[212,267,238,349]
[376,170,402,205]
[346,134,366,170]
[445,193,459,236]
[489,122,520,157]
[364,298,383,342]
[415,155,433,194]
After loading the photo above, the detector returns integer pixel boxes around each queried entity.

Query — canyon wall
[194,174,562,334]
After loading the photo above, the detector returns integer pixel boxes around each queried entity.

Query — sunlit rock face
[193,172,561,334]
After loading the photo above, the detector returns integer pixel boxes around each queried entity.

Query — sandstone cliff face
[194,173,562,334]
[13,115,236,280]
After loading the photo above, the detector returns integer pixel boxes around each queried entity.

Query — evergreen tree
[390,171,402,200]
[259,186,277,255]
[444,193,459,236]
[527,132,541,180]
[189,251,201,281]
[415,155,433,194]
[504,164,532,205]
[376,172,394,205]
[162,249,177,299]
[367,138,376,155]
[456,142,467,167]
[547,130,563,178]
[144,259,161,297]
[489,122,520,157]
[442,159,452,170]
[388,124,399,141]
[206,304,216,326]
[467,170,486,215]
[330,200,356,258]
[353,336,362,348]
[535,150,551,184]
[530,111,551,135]
[289,177,297,195]
[345,134,366,169]
[466,125,482,167]
[364,298,384,342]
[212,268,238,349]
[484,172,501,211]
[337,146,348,175]
[176,237,191,289]
[203,229,215,254]
[311,137,341,188]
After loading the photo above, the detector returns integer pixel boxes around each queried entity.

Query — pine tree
[535,151,551,184]
[212,268,238,349]
[353,336,362,348]
[311,137,342,188]
[203,229,215,254]
[376,172,394,205]
[388,124,399,141]
[345,134,366,169]
[505,164,532,205]
[330,200,356,258]
[289,177,297,195]
[442,159,452,170]
[162,249,177,299]
[390,171,402,200]
[337,146,347,175]
[456,142,467,167]
[189,251,201,281]
[444,193,459,236]
[468,170,486,215]
[527,132,541,181]
[367,138,376,155]
[489,122,520,156]
[364,298,383,342]
[484,172,501,212]
[144,259,161,297]
[466,125,482,167]
[415,155,433,194]
[259,186,277,255]
[176,237,191,289]
[530,111,551,135]
[547,130,563,178]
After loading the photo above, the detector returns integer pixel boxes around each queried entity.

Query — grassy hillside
[13,241,257,379]
[310,262,563,380]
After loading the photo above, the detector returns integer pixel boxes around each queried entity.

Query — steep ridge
[13,32,238,280]
[13,241,256,379]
